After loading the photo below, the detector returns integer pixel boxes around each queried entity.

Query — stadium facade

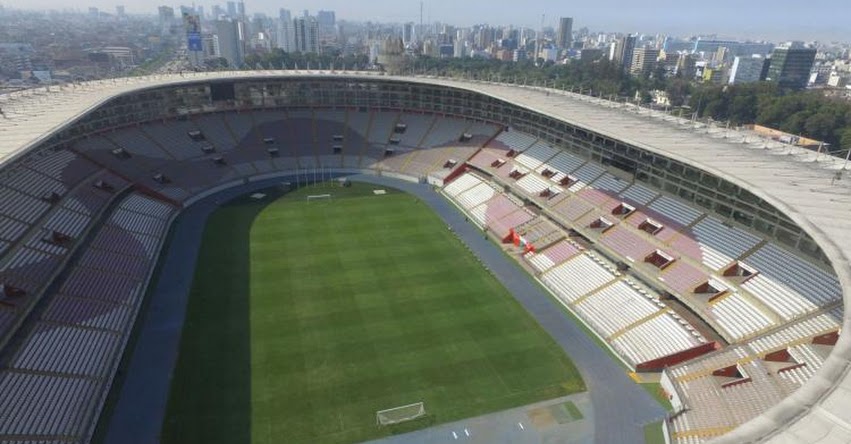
[0,71,849,443]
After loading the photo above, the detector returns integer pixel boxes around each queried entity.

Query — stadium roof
[1,71,850,443]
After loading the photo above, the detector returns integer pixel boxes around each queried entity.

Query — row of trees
[688,83,851,150]
[243,49,371,72]
[410,56,851,150]
[410,56,648,98]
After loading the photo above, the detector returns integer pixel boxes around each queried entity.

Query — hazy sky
[19,0,851,42]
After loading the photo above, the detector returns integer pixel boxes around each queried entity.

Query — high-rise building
[579,48,604,62]
[675,53,697,79]
[476,26,495,49]
[766,43,817,89]
[237,1,246,20]
[556,17,573,50]
[115,5,125,17]
[214,19,244,68]
[453,39,465,58]
[293,16,319,54]
[612,35,637,71]
[630,47,659,75]
[277,9,294,52]
[729,56,768,84]
[403,22,415,45]
[714,46,731,65]
[317,10,335,35]
[203,34,220,58]
[158,6,175,34]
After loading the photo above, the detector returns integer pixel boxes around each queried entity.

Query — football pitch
[161,182,584,444]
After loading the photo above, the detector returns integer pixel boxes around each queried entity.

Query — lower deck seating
[708,293,776,341]
[667,310,841,443]
[443,173,482,197]
[0,192,174,442]
[575,281,661,338]
[469,195,521,228]
[541,254,617,304]
[612,313,704,367]
[455,182,497,211]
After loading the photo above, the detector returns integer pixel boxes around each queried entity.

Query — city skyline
[7,0,850,42]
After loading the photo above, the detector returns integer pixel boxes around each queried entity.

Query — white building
[540,47,558,63]
[203,34,220,59]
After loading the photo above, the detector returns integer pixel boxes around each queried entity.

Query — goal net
[306,194,332,202]
[376,402,426,426]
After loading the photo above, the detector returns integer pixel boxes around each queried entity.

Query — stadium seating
[0,108,839,444]
[444,173,482,197]
[612,313,704,366]
[106,128,172,159]
[551,196,595,222]
[142,120,204,160]
[194,114,238,151]
[514,217,561,246]
[648,196,703,228]
[744,243,842,307]
[708,293,777,341]
[619,183,659,206]
[575,280,661,338]
[470,195,524,229]
[455,183,497,211]
[666,307,841,443]
[566,163,606,193]
[514,142,560,170]
[396,114,435,148]
[515,173,552,195]
[536,151,586,180]
[541,254,617,304]
[491,130,537,151]
[442,124,846,380]
[589,172,630,195]
[0,191,174,441]
[223,112,255,144]
[367,112,399,146]
[421,118,469,148]
[600,226,658,262]
[537,239,584,266]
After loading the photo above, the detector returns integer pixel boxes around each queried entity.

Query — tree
[204,57,229,70]
[665,78,691,107]
[839,127,851,151]
[804,113,837,142]
[729,94,757,125]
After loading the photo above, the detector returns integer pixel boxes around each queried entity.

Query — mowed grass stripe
[162,183,583,444]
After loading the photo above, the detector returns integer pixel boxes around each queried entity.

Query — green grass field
[161,182,584,444]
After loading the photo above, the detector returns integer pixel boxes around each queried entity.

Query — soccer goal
[375,402,426,426]
[306,194,332,202]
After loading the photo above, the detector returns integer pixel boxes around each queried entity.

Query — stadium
[0,71,849,444]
